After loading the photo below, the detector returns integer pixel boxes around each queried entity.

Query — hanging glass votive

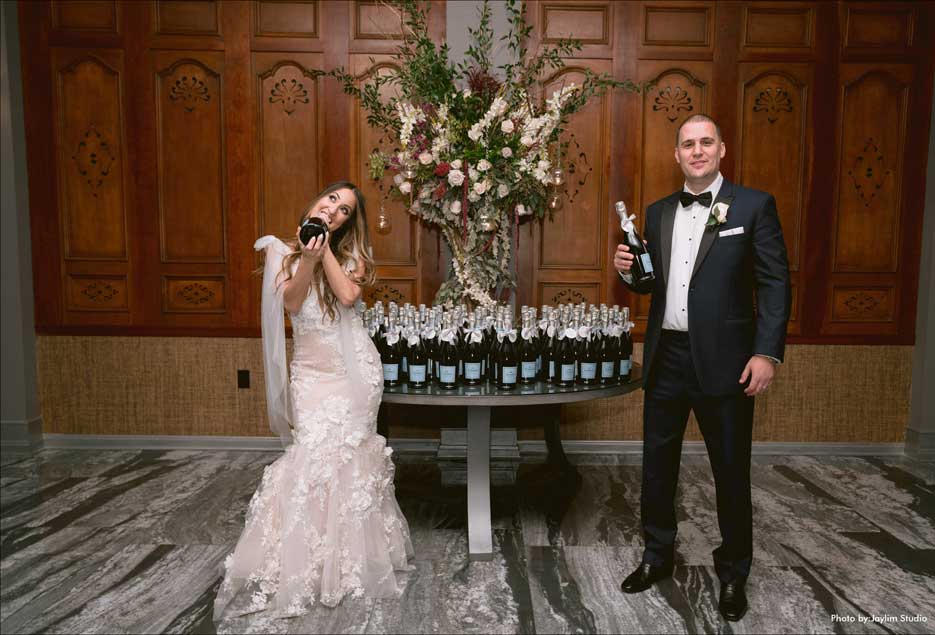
[375,205,392,235]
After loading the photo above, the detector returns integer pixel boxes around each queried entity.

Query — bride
[214,182,413,618]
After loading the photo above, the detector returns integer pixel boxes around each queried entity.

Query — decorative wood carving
[364,280,415,306]
[831,287,895,322]
[66,275,128,311]
[163,276,226,313]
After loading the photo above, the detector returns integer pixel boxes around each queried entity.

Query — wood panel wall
[20,0,935,346]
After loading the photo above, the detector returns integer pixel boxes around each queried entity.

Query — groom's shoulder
[730,181,773,205]
[647,190,681,213]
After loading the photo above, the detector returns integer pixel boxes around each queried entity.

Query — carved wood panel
[52,49,128,261]
[741,4,814,52]
[641,2,714,54]
[154,0,221,36]
[831,286,895,323]
[155,52,227,264]
[349,54,418,268]
[833,65,911,273]
[254,1,318,38]
[538,61,611,270]
[540,1,613,58]
[353,1,404,40]
[51,1,119,33]
[737,64,811,272]
[254,53,322,240]
[843,5,915,52]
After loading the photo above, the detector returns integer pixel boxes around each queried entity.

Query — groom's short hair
[676,114,722,146]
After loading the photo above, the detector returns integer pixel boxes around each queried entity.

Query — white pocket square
[719,227,744,237]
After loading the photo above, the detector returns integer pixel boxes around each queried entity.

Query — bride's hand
[296,226,328,263]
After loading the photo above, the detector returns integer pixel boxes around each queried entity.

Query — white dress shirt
[662,172,723,331]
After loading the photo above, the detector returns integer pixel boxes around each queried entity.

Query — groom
[614,114,791,621]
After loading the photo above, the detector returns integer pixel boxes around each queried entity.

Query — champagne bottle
[463,317,484,386]
[519,314,538,384]
[555,321,577,387]
[578,314,598,385]
[618,307,633,382]
[616,201,655,285]
[382,316,401,387]
[599,313,618,384]
[407,328,428,388]
[437,317,459,390]
[496,316,519,389]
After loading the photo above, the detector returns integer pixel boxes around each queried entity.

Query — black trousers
[641,329,754,584]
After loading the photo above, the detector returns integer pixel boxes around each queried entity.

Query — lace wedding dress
[214,237,413,618]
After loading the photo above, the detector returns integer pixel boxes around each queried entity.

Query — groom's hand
[614,244,635,273]
[739,356,776,396]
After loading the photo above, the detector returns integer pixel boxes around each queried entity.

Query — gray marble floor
[1,448,933,634]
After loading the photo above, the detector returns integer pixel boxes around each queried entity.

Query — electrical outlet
[237,369,250,389]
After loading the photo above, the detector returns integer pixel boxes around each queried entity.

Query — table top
[381,365,642,406]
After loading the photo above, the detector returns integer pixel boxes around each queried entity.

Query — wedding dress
[214,237,412,618]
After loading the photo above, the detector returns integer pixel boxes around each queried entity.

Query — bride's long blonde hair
[277,181,376,321]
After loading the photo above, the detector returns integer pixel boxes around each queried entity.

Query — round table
[380,365,642,560]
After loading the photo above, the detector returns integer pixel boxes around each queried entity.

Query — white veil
[254,236,295,447]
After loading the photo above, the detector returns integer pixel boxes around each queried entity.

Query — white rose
[497,183,510,198]
[419,151,434,165]
[451,159,462,170]
[520,135,534,146]
[538,160,550,171]
[399,181,412,194]
[477,159,491,172]
[447,169,465,186]
[451,200,462,215]
[469,168,479,182]
[515,203,527,216]
[501,147,513,158]
[468,191,480,203]
[473,180,488,195]
[393,173,404,186]
[501,120,515,134]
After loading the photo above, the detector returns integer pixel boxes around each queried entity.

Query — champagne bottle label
[464,362,481,379]
[601,361,615,378]
[620,359,632,374]
[409,365,426,383]
[581,362,597,380]
[639,253,654,273]
[383,364,399,381]
[402,356,408,372]
[561,364,575,381]
[549,360,555,379]
[501,366,518,384]
[439,365,456,383]
[521,361,537,379]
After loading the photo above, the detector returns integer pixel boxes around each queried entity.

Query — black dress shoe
[620,562,673,594]
[719,582,748,621]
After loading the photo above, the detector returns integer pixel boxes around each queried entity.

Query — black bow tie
[679,191,713,208]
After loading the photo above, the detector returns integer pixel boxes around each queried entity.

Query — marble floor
[1,448,933,634]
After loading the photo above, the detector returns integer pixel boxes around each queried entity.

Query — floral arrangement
[330,0,642,309]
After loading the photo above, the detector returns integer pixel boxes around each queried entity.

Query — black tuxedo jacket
[625,179,791,396]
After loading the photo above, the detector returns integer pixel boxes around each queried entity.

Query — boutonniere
[706,201,730,228]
